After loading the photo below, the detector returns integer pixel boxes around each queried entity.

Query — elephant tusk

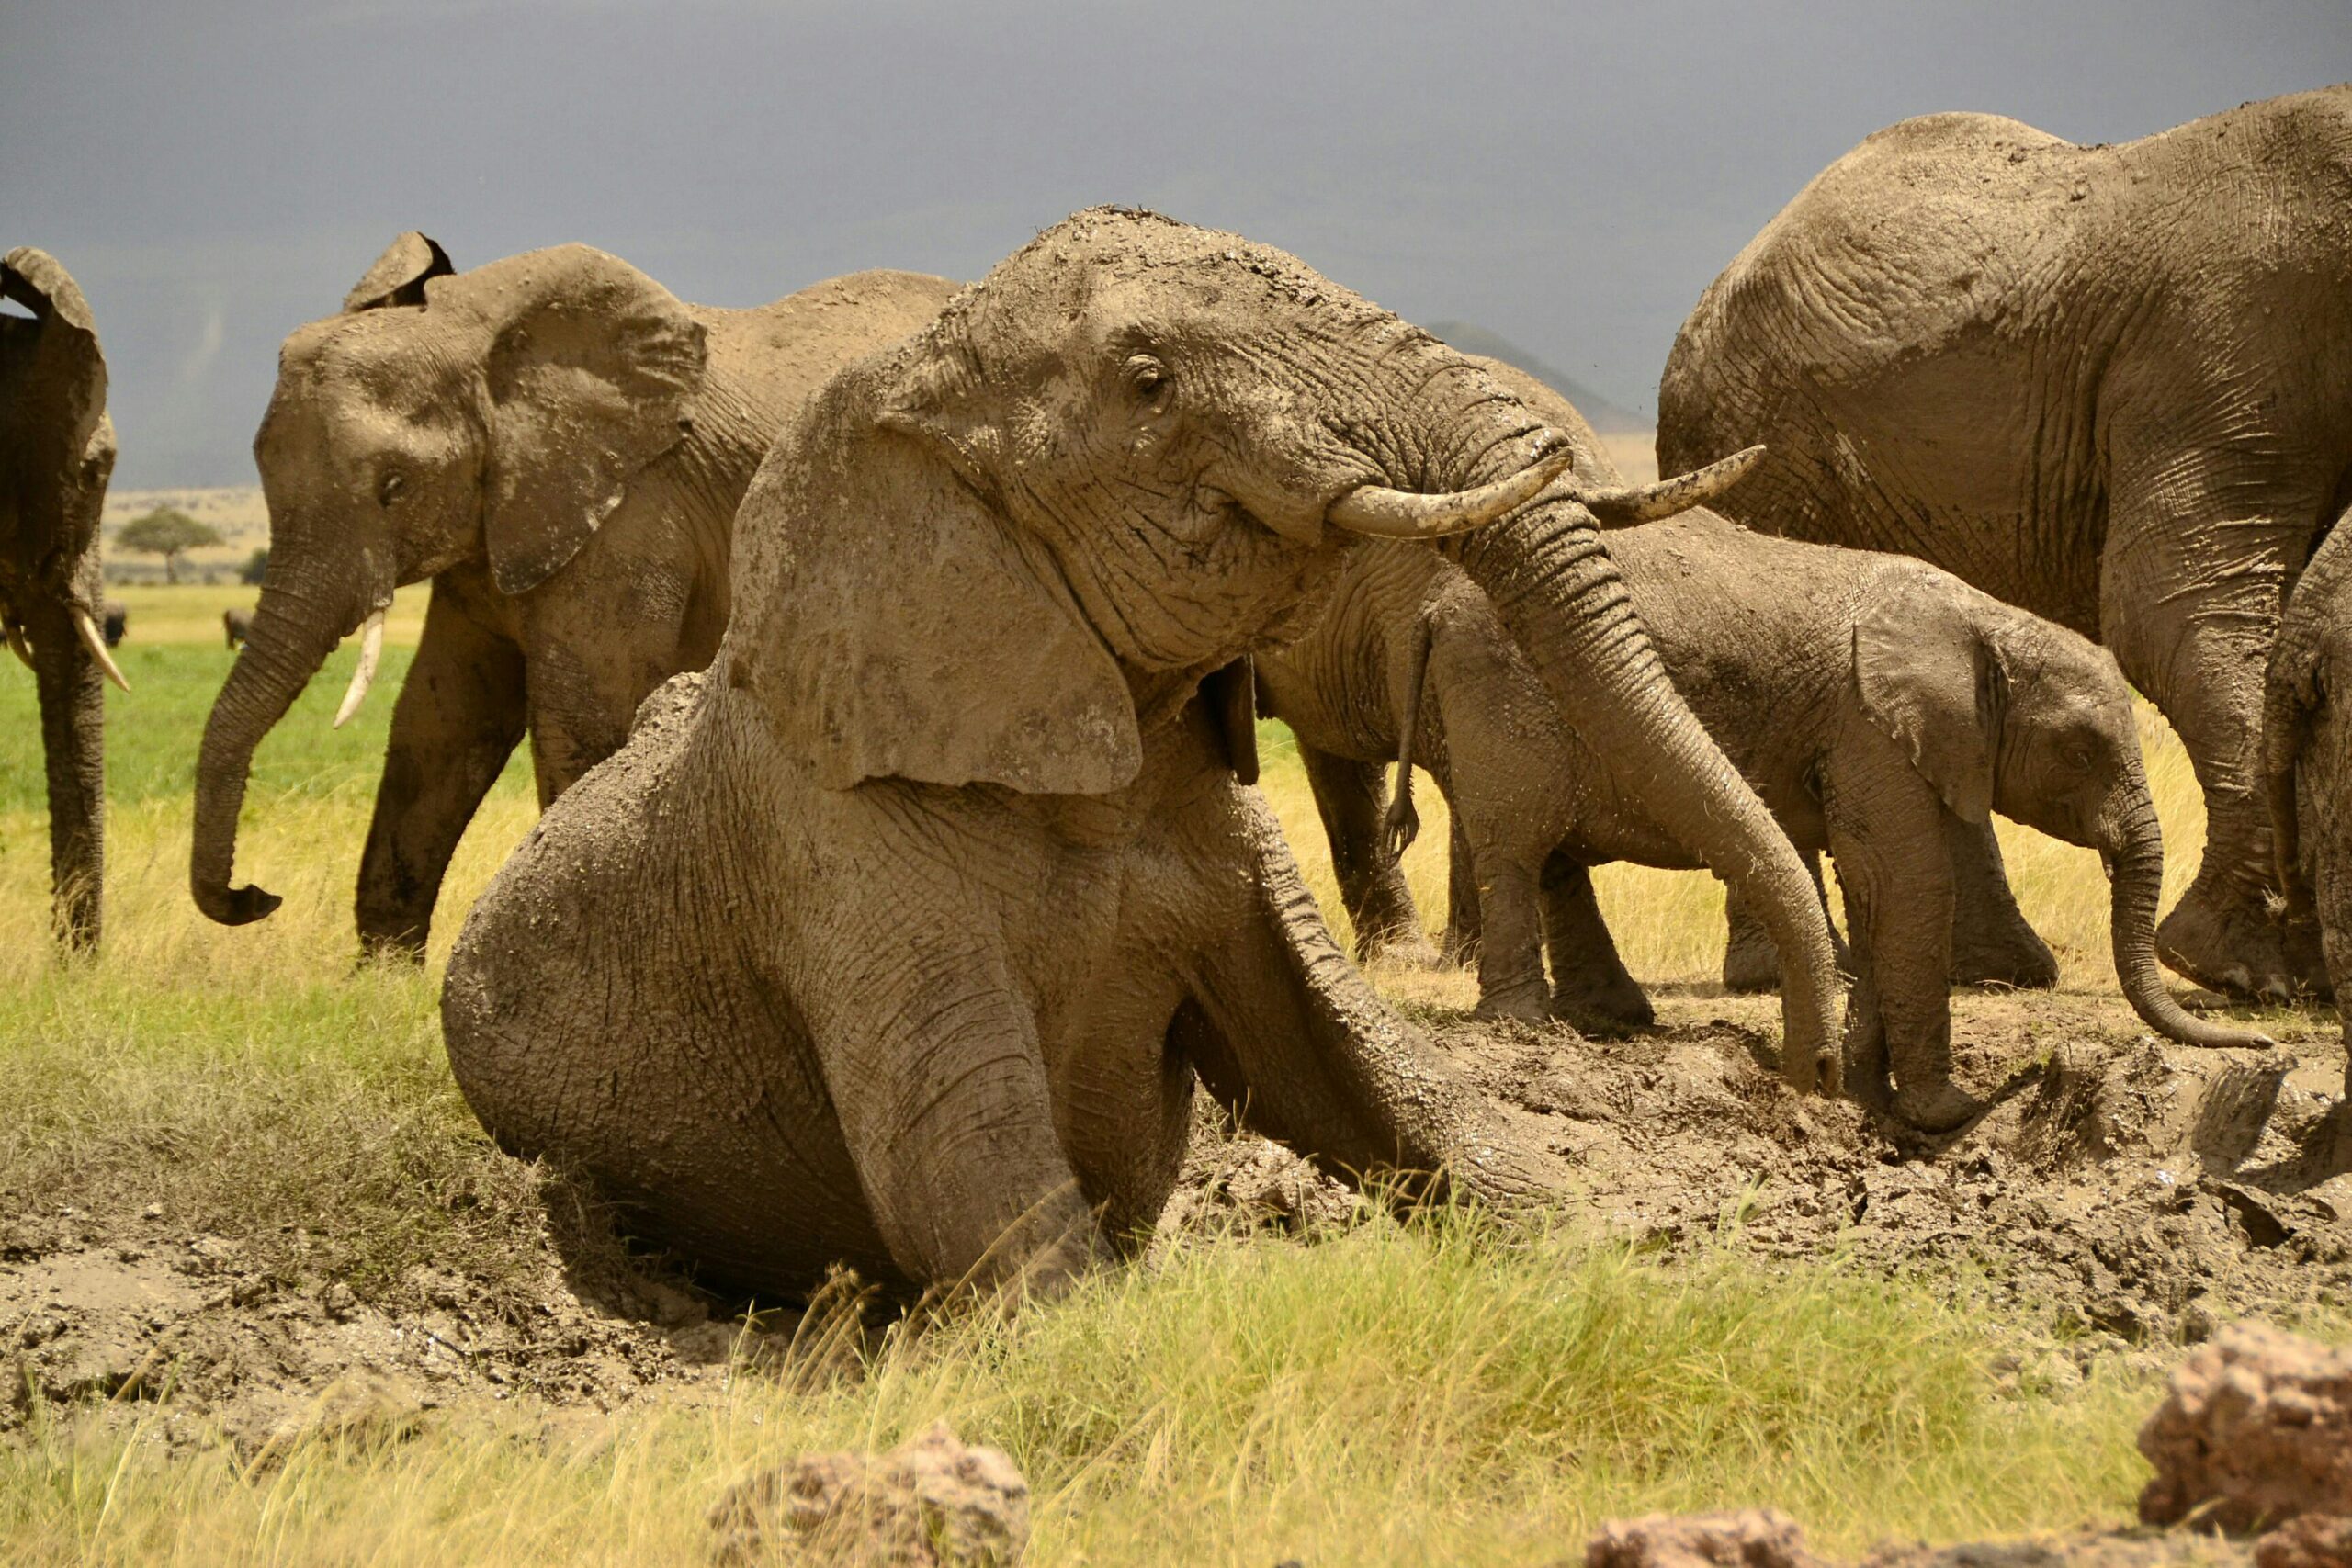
[1568,445,1767,525]
[1326,434,1579,539]
[75,611,130,693]
[333,609,386,729]
[6,624,30,669]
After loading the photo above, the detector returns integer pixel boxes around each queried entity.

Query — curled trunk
[1452,501,1844,1089]
[190,582,354,925]
[2105,794,2273,1049]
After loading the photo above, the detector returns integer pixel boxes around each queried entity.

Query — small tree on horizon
[116,508,224,585]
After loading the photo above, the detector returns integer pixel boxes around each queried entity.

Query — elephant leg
[1945,815,2059,988]
[1298,742,1435,966]
[1441,816,1482,967]
[28,598,104,950]
[2100,454,2330,998]
[1468,852,1552,1023]
[802,937,1104,1301]
[1823,727,1979,1133]
[1722,851,1848,993]
[1541,852,1653,1029]
[1182,791,1559,1204]
[355,582,526,958]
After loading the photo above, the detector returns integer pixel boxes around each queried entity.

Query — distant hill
[1423,321,1650,434]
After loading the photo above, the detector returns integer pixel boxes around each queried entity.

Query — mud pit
[6,987,2348,1446]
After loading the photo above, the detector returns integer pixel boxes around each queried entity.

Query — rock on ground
[2139,1323,2352,1532]
[1583,1508,1825,1568]
[708,1422,1028,1567]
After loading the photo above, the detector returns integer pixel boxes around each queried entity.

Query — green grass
[0,590,2223,1563]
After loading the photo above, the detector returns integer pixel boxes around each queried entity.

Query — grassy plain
[0,585,2237,1564]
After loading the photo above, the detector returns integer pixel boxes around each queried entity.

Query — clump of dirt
[708,1422,1030,1567]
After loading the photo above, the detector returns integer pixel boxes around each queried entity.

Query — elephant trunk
[28,594,105,948]
[2102,790,2273,1049]
[191,570,370,925]
[1448,497,1844,1089]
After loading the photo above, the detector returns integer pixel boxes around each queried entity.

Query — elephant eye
[1125,355,1172,412]
[378,471,407,506]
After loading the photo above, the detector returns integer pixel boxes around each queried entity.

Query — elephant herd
[5,87,2348,1303]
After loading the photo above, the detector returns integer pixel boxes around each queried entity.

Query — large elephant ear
[1,247,107,444]
[1852,565,2005,824]
[739,350,1142,795]
[478,247,707,596]
[342,232,454,312]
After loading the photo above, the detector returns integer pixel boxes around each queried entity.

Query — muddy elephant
[2265,505,2352,1090]
[2,248,130,950]
[191,233,957,954]
[221,605,249,650]
[1657,86,2352,1003]
[1280,505,2272,1130]
[441,209,1844,1303]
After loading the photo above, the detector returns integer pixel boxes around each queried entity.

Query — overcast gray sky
[6,0,2346,486]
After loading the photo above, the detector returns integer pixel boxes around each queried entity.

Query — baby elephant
[1268,512,2272,1131]
[221,605,250,650]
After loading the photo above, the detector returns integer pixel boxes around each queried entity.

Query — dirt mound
[5,990,2346,1444]
[2138,1322,2352,1531]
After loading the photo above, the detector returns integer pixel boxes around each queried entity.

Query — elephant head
[2266,508,2352,1047]
[191,234,707,926]
[3,247,124,949]
[725,209,1843,1085]
[1856,567,2270,1049]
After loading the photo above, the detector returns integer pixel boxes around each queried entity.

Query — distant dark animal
[101,598,126,648]
[222,605,250,650]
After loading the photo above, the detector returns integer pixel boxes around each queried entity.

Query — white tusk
[1568,445,1768,525]
[75,611,130,693]
[6,624,30,669]
[1326,434,1580,539]
[333,609,386,729]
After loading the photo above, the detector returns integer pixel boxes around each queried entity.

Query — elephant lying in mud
[2,247,130,951]
[1271,503,2272,1133]
[2266,509,2352,1093]
[1657,86,2352,1004]
[442,209,1843,1303]
[192,233,956,956]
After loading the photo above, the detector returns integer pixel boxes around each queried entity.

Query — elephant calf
[1269,510,2273,1132]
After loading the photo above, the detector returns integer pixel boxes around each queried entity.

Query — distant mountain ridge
[1424,321,1651,434]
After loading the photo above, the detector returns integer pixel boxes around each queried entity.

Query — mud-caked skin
[1,248,119,951]
[1275,502,2275,1132]
[189,232,958,957]
[1658,86,2352,1003]
[443,209,1849,1302]
[2264,511,2352,1088]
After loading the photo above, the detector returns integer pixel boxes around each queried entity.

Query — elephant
[440,209,1845,1303]
[222,605,249,650]
[2265,504,2352,1092]
[1657,85,2352,1003]
[191,233,958,955]
[2,247,130,951]
[1276,500,2272,1130]
[101,599,126,648]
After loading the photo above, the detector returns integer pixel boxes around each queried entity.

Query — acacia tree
[116,508,223,585]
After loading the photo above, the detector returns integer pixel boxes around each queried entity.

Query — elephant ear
[742,352,1141,795]
[1,247,107,451]
[479,247,707,596]
[1852,565,2006,824]
[342,232,454,312]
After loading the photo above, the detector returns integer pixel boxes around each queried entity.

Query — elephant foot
[1721,935,1781,995]
[1438,925,1479,972]
[1472,985,1554,1026]
[1949,923,2060,990]
[2157,889,2326,1002]
[357,928,430,967]
[1359,927,1442,972]
[1549,978,1654,1033]
[1890,1078,1984,1135]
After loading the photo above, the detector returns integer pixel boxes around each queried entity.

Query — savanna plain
[1,578,2346,1566]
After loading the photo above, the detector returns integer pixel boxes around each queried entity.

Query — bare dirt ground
[6,984,2346,1451]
